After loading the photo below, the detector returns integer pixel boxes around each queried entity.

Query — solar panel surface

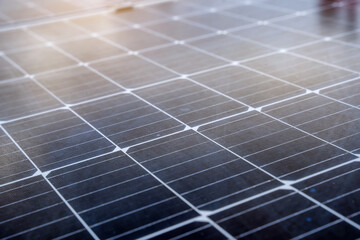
[0,0,360,239]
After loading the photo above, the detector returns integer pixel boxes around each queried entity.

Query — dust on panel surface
[1,0,360,239]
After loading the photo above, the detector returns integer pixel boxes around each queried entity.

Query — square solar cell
[142,44,226,74]
[147,20,212,40]
[3,110,115,171]
[315,4,360,25]
[71,14,128,33]
[0,176,93,239]
[113,8,166,24]
[294,162,360,225]
[91,55,178,88]
[103,28,170,51]
[262,0,334,11]
[0,14,9,25]
[225,4,291,20]
[1,4,49,22]
[264,94,360,153]
[243,53,358,90]
[199,111,357,180]
[293,41,360,72]
[191,65,304,107]
[210,190,359,239]
[188,34,272,61]
[185,12,252,31]
[294,221,360,239]
[232,25,319,49]
[31,0,80,14]
[149,222,226,240]
[337,31,360,46]
[0,128,36,185]
[35,66,123,104]
[0,56,24,81]
[72,94,184,148]
[274,13,356,37]
[29,21,89,43]
[47,152,198,240]
[0,29,42,52]
[146,2,202,16]
[135,79,248,126]
[7,46,77,75]
[321,79,360,108]
[57,37,126,62]
[182,0,241,8]
[0,78,62,120]
[128,130,281,210]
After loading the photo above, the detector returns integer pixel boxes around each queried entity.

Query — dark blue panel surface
[0,0,360,239]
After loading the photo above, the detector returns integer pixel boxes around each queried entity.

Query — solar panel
[1,0,360,239]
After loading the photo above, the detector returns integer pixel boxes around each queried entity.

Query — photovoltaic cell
[225,4,291,20]
[0,16,7,25]
[128,130,281,210]
[243,53,358,90]
[296,221,360,239]
[149,222,226,240]
[231,25,319,49]
[0,57,23,81]
[191,65,304,107]
[1,4,47,23]
[146,2,202,16]
[3,110,114,171]
[29,22,89,43]
[321,79,360,108]
[188,34,272,61]
[72,94,184,147]
[57,37,126,62]
[182,0,240,8]
[47,152,198,240]
[70,14,129,33]
[274,13,356,37]
[142,44,226,74]
[0,78,62,120]
[0,29,42,52]
[210,190,360,239]
[0,128,36,185]
[113,8,166,24]
[264,94,360,153]
[147,20,212,40]
[184,0,241,7]
[35,66,123,104]
[337,31,360,46]
[7,46,77,75]
[293,41,360,72]
[199,111,357,180]
[135,79,248,126]
[294,162,360,227]
[185,12,251,31]
[91,55,177,88]
[30,0,80,14]
[314,5,360,25]
[0,176,93,240]
[103,28,171,51]
[262,0,334,11]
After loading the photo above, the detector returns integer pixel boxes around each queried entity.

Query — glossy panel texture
[1,0,360,239]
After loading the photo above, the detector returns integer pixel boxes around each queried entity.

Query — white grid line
[0,125,100,240]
